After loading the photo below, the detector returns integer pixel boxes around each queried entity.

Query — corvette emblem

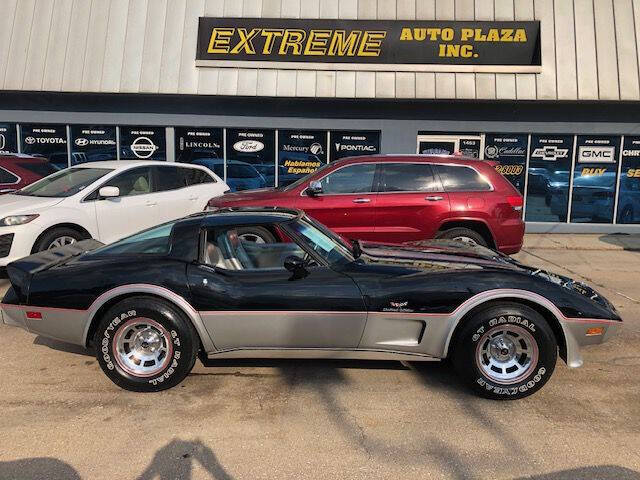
[384,301,412,312]
[390,301,408,308]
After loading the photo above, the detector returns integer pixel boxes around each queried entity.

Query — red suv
[206,155,525,254]
[0,154,58,194]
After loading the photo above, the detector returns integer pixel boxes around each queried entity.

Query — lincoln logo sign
[196,18,541,73]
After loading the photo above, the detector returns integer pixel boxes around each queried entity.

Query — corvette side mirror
[284,255,308,279]
[307,181,323,196]
[99,186,120,198]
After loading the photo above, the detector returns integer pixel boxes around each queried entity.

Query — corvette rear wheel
[451,302,557,400]
[95,296,198,392]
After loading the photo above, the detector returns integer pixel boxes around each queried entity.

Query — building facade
[1,0,640,231]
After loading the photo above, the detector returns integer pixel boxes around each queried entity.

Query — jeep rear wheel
[436,227,488,248]
[451,302,557,400]
[94,296,198,392]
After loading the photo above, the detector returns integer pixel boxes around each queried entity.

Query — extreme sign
[196,18,541,72]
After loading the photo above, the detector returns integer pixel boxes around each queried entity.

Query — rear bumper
[0,303,87,345]
[494,219,525,255]
[0,304,29,330]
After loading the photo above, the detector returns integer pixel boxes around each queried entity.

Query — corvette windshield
[287,217,354,264]
[15,167,112,198]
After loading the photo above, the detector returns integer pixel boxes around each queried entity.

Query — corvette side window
[203,227,307,271]
[319,164,376,194]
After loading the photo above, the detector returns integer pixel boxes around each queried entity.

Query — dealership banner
[330,131,380,161]
[20,124,68,168]
[526,134,575,223]
[278,130,327,187]
[175,127,224,164]
[570,135,621,224]
[0,123,17,154]
[484,134,528,193]
[226,128,276,189]
[120,127,166,161]
[70,125,117,164]
[196,18,541,72]
[617,136,640,224]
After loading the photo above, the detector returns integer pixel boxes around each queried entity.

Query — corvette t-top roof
[186,206,302,228]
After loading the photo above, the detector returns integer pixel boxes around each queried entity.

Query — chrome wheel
[452,235,478,246]
[475,324,538,385]
[48,236,77,249]
[238,233,266,244]
[113,318,173,378]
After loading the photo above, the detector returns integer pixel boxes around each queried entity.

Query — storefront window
[175,127,224,178]
[277,130,327,187]
[570,135,620,224]
[20,124,68,170]
[330,131,380,161]
[617,136,640,224]
[525,134,574,222]
[484,134,528,193]
[120,126,166,161]
[0,123,18,154]
[69,125,117,164]
[225,128,275,191]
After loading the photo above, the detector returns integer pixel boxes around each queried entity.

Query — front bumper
[0,224,40,267]
[561,318,622,368]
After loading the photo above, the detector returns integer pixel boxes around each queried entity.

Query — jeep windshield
[15,167,112,197]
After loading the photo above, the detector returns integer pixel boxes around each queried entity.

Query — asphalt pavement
[0,235,639,479]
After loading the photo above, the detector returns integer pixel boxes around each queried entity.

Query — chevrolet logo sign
[531,145,569,161]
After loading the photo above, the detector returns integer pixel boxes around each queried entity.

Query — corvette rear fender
[83,284,216,352]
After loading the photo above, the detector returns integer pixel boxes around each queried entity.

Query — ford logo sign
[233,140,264,153]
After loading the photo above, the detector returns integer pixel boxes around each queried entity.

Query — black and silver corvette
[1,208,621,399]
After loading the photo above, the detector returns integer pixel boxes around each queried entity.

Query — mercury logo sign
[233,140,264,153]
[75,138,89,147]
[531,145,569,161]
[130,136,158,159]
[578,146,615,163]
[24,136,36,145]
[309,142,324,155]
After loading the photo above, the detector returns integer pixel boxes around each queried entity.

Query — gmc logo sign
[578,146,616,163]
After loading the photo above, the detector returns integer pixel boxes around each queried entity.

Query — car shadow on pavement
[33,335,94,357]
[598,233,640,251]
[515,465,640,479]
[0,439,234,480]
[0,457,82,480]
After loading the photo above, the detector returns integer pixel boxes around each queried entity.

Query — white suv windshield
[16,167,113,197]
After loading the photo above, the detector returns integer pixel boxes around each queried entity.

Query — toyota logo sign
[24,136,36,145]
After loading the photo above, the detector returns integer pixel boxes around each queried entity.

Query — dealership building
[1,0,640,232]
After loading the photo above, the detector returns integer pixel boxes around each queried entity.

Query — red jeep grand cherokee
[207,155,525,254]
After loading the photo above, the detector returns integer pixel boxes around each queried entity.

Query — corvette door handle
[425,195,444,201]
[353,198,371,204]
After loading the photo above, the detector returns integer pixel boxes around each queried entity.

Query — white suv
[0,160,229,265]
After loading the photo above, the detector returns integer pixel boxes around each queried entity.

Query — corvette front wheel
[451,302,557,400]
[94,296,198,392]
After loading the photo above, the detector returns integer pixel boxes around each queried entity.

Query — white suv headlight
[0,214,39,226]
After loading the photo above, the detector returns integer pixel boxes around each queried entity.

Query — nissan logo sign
[130,136,158,159]
[233,140,264,153]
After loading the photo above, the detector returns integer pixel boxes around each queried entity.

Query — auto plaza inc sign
[196,18,541,72]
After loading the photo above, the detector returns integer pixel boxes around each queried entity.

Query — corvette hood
[0,194,65,214]
[358,239,521,271]
[208,189,286,205]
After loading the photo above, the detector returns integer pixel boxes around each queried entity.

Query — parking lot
[0,234,639,480]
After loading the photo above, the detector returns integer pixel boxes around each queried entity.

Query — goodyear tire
[451,302,557,400]
[94,296,198,392]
